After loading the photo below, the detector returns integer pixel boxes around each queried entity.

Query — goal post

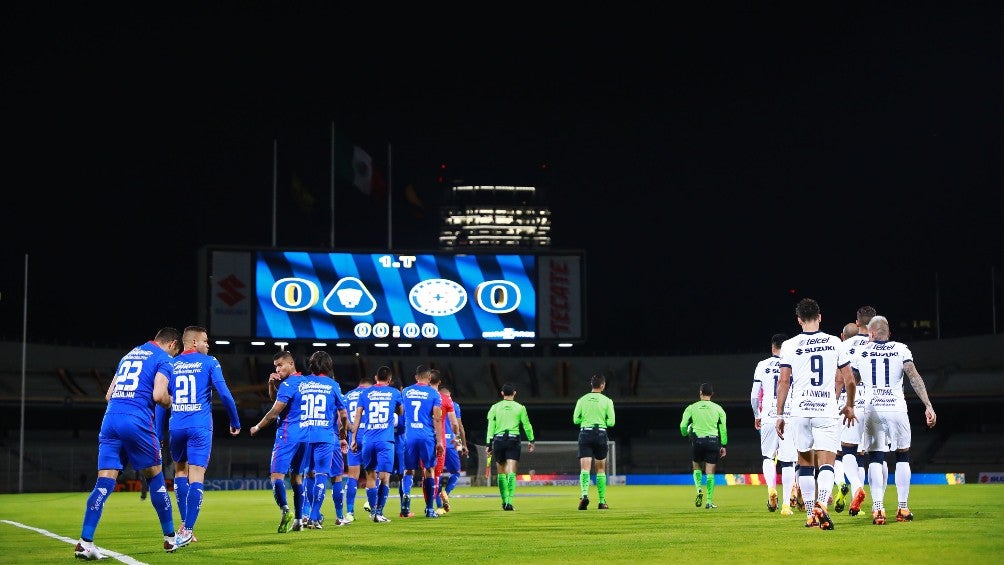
[473,441,616,486]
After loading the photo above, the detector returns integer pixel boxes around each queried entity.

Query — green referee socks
[693,469,703,490]
[580,471,590,497]
[596,473,607,503]
[706,474,716,503]
[506,472,517,504]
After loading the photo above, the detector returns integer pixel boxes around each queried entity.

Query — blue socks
[80,476,116,541]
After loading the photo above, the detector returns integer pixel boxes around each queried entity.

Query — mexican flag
[333,133,374,195]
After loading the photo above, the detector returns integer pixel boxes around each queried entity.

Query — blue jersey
[345,385,370,431]
[168,350,241,431]
[356,384,402,443]
[401,383,441,439]
[276,374,309,443]
[106,341,175,417]
[445,400,462,444]
[99,341,175,471]
[297,374,347,444]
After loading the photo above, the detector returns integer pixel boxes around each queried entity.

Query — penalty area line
[0,519,147,565]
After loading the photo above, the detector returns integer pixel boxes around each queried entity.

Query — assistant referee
[573,373,616,510]
[680,382,728,509]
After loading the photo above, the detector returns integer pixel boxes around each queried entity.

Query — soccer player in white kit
[854,315,937,525]
[750,332,797,515]
[835,315,872,515]
[775,298,856,530]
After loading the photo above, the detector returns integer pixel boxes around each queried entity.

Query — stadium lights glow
[496,343,512,348]
[374,343,389,348]
[335,343,352,347]
[312,342,327,347]
[558,343,574,348]
[213,340,231,345]
[397,343,413,348]
[435,343,451,348]
[274,341,289,349]
[458,343,474,348]
[520,343,535,348]
[251,341,267,346]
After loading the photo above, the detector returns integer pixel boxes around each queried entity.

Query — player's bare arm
[904,361,937,427]
[250,400,287,435]
[839,365,857,426]
[774,367,791,439]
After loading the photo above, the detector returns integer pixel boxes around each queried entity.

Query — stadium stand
[1,334,1000,492]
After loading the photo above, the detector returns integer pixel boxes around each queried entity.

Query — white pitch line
[1,520,148,565]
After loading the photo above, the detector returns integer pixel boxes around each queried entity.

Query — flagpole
[19,253,28,493]
[330,121,336,249]
[387,142,393,250]
[272,138,278,248]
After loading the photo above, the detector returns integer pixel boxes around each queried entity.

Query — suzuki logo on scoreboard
[210,251,251,336]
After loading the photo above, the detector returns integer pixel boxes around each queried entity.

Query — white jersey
[751,355,786,420]
[779,331,848,418]
[854,339,913,413]
[838,334,871,410]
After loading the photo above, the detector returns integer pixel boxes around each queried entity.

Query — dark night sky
[3,3,1002,354]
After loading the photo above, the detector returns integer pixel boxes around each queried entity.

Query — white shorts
[839,412,863,446]
[761,418,796,462]
[863,410,911,452]
[790,416,840,454]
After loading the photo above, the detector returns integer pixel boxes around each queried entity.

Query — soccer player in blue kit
[74,327,183,560]
[165,326,241,547]
[250,350,306,533]
[401,365,444,518]
[292,351,349,529]
[342,373,373,522]
[349,365,404,523]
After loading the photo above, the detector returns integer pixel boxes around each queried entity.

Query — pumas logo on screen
[410,279,467,316]
[323,277,378,315]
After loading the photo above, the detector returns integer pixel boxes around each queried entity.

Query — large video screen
[255,252,536,341]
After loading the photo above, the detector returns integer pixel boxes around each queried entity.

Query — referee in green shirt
[486,383,535,511]
[573,373,615,510]
[680,382,728,509]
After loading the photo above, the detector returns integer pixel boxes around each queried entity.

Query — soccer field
[2,485,1001,564]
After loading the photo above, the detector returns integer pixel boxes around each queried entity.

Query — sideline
[0,519,147,565]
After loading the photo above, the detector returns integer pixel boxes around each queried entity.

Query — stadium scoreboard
[198,247,585,344]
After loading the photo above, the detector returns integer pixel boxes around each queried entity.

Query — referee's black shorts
[691,436,721,465]
[491,435,522,462]
[577,427,609,460]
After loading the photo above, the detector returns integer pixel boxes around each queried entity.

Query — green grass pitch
[2,485,1001,564]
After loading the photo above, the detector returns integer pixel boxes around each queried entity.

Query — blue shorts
[444,445,461,474]
[361,440,395,473]
[97,412,162,471]
[394,434,407,475]
[302,442,335,476]
[169,426,213,468]
[331,444,345,476]
[271,437,306,475]
[347,440,364,468]
[405,433,436,471]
